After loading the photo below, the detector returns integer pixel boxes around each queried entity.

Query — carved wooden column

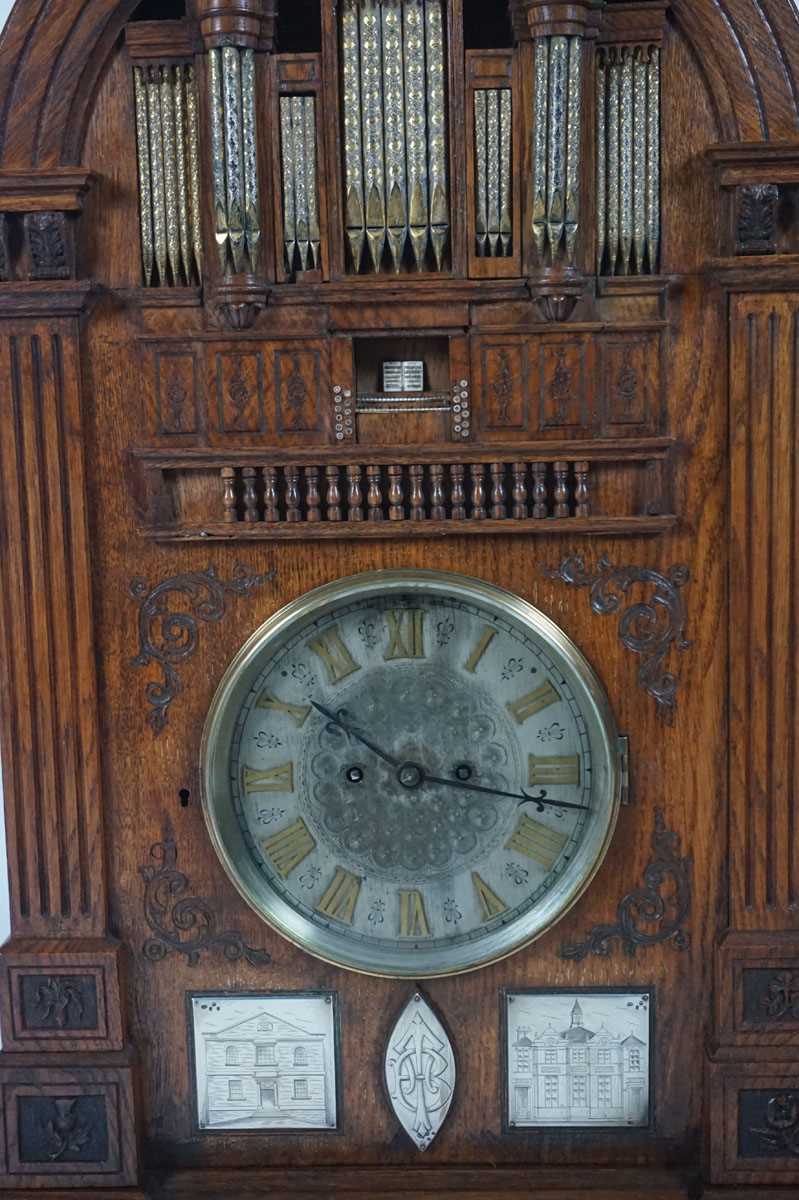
[192,0,277,328]
[509,0,602,320]
[0,173,140,1191]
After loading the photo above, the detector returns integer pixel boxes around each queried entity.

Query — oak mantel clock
[0,0,796,1196]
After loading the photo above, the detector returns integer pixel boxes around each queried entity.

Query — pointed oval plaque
[384,990,456,1152]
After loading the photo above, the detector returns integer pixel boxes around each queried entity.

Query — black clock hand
[310,700,401,768]
[420,772,590,813]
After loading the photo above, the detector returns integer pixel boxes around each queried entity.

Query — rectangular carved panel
[709,1062,799,1185]
[538,338,591,431]
[273,344,326,440]
[0,939,124,1052]
[729,295,799,927]
[600,333,661,432]
[714,932,799,1047]
[150,347,201,438]
[214,350,265,435]
[0,329,106,936]
[476,340,529,434]
[0,1065,137,1188]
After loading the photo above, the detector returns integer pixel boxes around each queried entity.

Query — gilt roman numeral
[242,762,295,793]
[256,690,311,727]
[316,867,362,924]
[506,680,560,724]
[506,814,567,870]
[384,610,426,660]
[399,889,431,937]
[464,626,496,674]
[307,625,361,684]
[472,873,508,920]
[528,754,581,786]
[262,818,316,878]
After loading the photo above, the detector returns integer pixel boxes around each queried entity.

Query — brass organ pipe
[221,45,246,273]
[146,68,168,285]
[565,36,581,264]
[160,65,181,284]
[304,96,321,269]
[532,38,549,256]
[499,86,512,255]
[133,66,154,285]
[619,46,633,274]
[279,96,297,271]
[425,0,448,271]
[486,88,500,255]
[360,0,387,271]
[186,65,203,281]
[292,94,311,267]
[546,36,567,258]
[208,48,228,270]
[632,48,647,274]
[596,50,607,274]
[173,65,192,284]
[647,46,660,271]
[382,0,408,272]
[474,89,488,255]
[241,48,261,272]
[404,0,429,270]
[342,0,366,270]
[606,48,620,274]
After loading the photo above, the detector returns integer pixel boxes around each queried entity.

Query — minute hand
[422,773,590,813]
[310,700,401,768]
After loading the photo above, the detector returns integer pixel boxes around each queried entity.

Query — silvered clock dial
[201,570,623,978]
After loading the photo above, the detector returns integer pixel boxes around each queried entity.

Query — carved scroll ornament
[130,562,275,734]
[559,808,692,961]
[544,555,691,723]
[140,824,271,968]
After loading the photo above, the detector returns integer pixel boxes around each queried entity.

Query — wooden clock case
[0,0,796,1196]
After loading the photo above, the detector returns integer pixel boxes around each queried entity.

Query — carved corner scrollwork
[544,555,691,723]
[129,562,275,734]
[559,809,692,961]
[139,823,271,968]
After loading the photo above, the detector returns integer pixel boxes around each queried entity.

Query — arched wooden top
[0,0,797,168]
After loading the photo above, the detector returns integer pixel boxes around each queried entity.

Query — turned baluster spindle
[222,467,237,523]
[326,465,342,522]
[450,463,466,520]
[512,462,528,519]
[346,464,363,521]
[430,465,446,520]
[409,465,425,520]
[305,466,321,522]
[554,461,570,518]
[490,462,507,519]
[471,463,487,519]
[388,465,405,521]
[367,465,384,521]
[242,466,258,522]
[286,465,302,522]
[532,462,548,519]
[262,466,280,522]
[575,460,590,517]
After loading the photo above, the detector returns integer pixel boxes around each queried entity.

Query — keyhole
[179,788,191,807]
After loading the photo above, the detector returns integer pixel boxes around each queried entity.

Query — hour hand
[310,701,400,768]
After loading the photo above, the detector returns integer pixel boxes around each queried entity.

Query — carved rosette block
[384,991,455,1152]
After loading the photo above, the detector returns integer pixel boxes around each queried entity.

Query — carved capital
[23,212,75,281]
[210,277,270,330]
[191,0,278,49]
[509,0,603,40]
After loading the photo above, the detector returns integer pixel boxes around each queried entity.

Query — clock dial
[202,570,622,977]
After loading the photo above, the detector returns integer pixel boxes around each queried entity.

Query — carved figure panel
[214,349,266,435]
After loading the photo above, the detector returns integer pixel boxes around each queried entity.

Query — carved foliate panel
[274,345,325,438]
[600,334,660,432]
[214,349,266,434]
[149,347,202,439]
[538,339,591,432]
[476,340,529,434]
[1,944,123,1052]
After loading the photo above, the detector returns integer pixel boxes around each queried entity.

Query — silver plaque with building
[504,990,651,1129]
[189,992,339,1132]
